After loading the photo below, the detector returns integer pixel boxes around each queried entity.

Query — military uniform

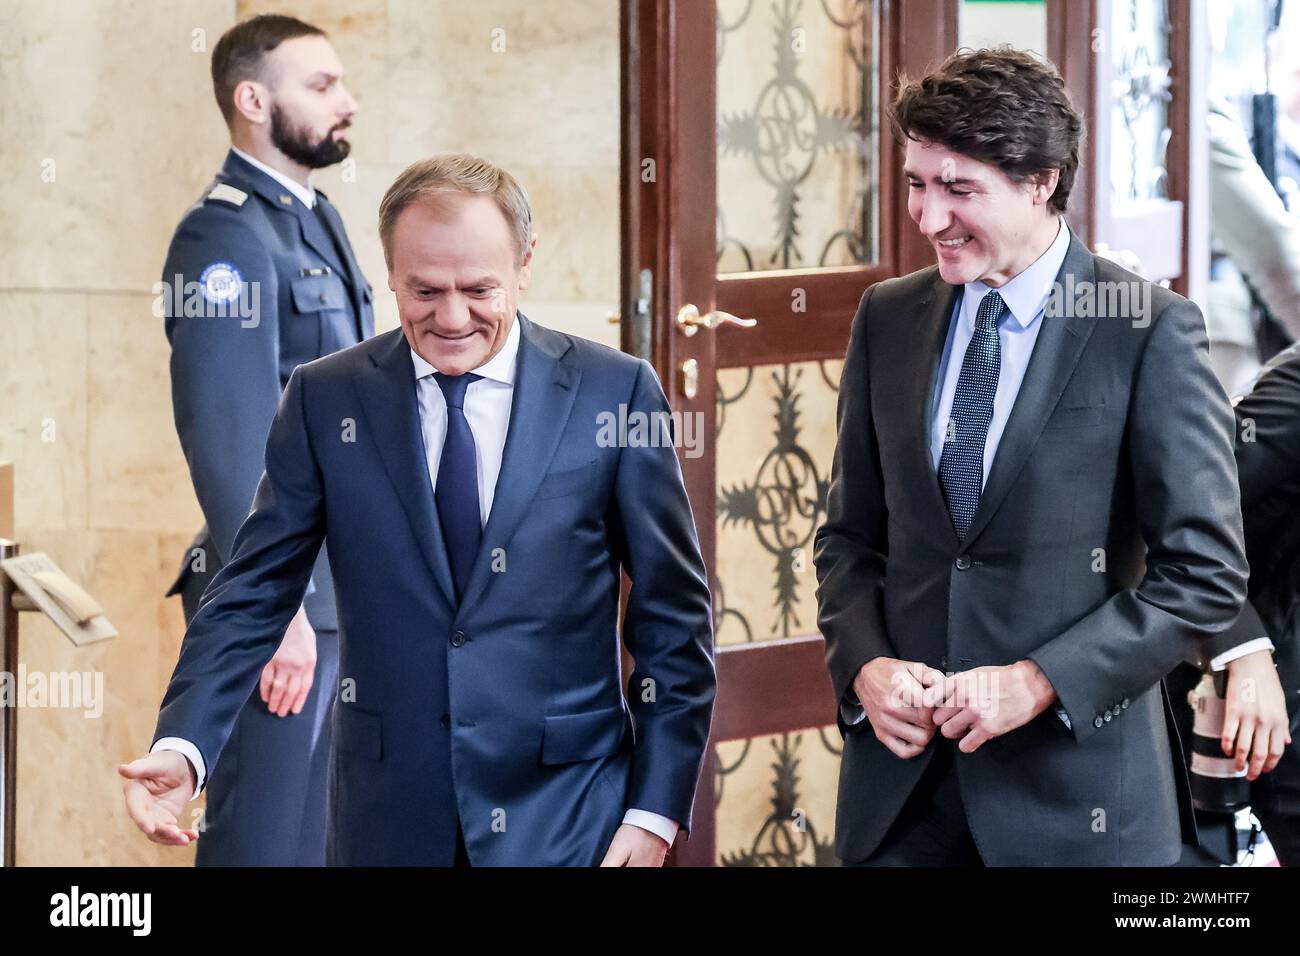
[158,148,373,865]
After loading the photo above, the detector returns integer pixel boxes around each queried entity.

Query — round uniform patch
[200,262,243,304]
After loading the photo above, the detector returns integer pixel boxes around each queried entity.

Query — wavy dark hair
[890,47,1083,214]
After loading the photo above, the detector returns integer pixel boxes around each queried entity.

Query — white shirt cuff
[1053,703,1072,730]
[1210,637,1275,672]
[622,809,678,846]
[841,689,867,726]
[151,737,205,800]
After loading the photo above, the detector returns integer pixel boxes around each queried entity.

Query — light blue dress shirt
[928,217,1070,475]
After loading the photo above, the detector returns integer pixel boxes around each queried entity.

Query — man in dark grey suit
[815,48,1248,866]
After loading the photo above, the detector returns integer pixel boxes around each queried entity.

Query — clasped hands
[851,657,1057,757]
[853,653,1291,779]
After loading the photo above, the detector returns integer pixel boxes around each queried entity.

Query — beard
[270,104,351,169]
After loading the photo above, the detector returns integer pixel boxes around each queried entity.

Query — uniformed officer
[150,14,373,865]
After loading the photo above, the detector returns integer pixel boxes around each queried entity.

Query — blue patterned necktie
[433,372,483,600]
[938,290,1006,542]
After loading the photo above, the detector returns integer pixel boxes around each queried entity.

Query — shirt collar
[231,146,316,209]
[962,217,1071,331]
[410,315,521,387]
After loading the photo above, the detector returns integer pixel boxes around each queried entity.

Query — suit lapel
[358,330,458,609]
[316,192,372,338]
[962,235,1101,545]
[456,315,580,612]
[909,275,963,546]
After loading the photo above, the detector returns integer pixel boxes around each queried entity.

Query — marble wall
[0,0,619,865]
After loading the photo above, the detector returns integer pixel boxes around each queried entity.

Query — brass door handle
[676,303,758,337]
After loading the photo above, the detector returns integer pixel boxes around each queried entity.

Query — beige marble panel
[386,0,619,170]
[715,727,842,866]
[0,0,237,292]
[522,164,619,305]
[87,293,203,533]
[523,300,620,350]
[0,292,89,531]
[14,528,196,866]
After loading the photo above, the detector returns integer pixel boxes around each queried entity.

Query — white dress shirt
[157,318,680,849]
[843,219,1267,729]
[230,146,316,209]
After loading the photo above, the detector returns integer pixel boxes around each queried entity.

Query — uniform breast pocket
[289,273,350,356]
[291,272,349,313]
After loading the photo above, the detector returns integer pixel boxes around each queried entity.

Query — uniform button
[1103,710,1112,722]
[954,555,972,570]
[450,629,466,647]
[440,714,450,729]
[1093,715,1104,729]
[1121,698,1129,709]
[319,293,328,304]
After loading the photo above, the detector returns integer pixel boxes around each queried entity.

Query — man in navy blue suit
[122,154,716,866]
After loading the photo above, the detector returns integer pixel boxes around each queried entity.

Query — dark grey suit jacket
[814,231,1249,865]
[1198,343,1300,723]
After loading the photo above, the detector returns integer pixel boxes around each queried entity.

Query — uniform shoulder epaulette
[205,183,249,207]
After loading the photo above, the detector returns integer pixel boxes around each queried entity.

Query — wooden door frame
[620,0,958,867]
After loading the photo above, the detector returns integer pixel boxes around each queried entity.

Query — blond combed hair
[379,154,533,268]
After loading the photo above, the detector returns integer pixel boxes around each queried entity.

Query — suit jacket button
[954,555,972,570]
[450,630,466,647]
[319,292,328,304]
[1093,715,1104,729]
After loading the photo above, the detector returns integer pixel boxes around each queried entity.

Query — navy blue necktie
[938,290,1006,541]
[433,372,482,600]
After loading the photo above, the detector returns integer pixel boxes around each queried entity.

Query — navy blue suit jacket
[154,316,716,865]
[163,149,374,631]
